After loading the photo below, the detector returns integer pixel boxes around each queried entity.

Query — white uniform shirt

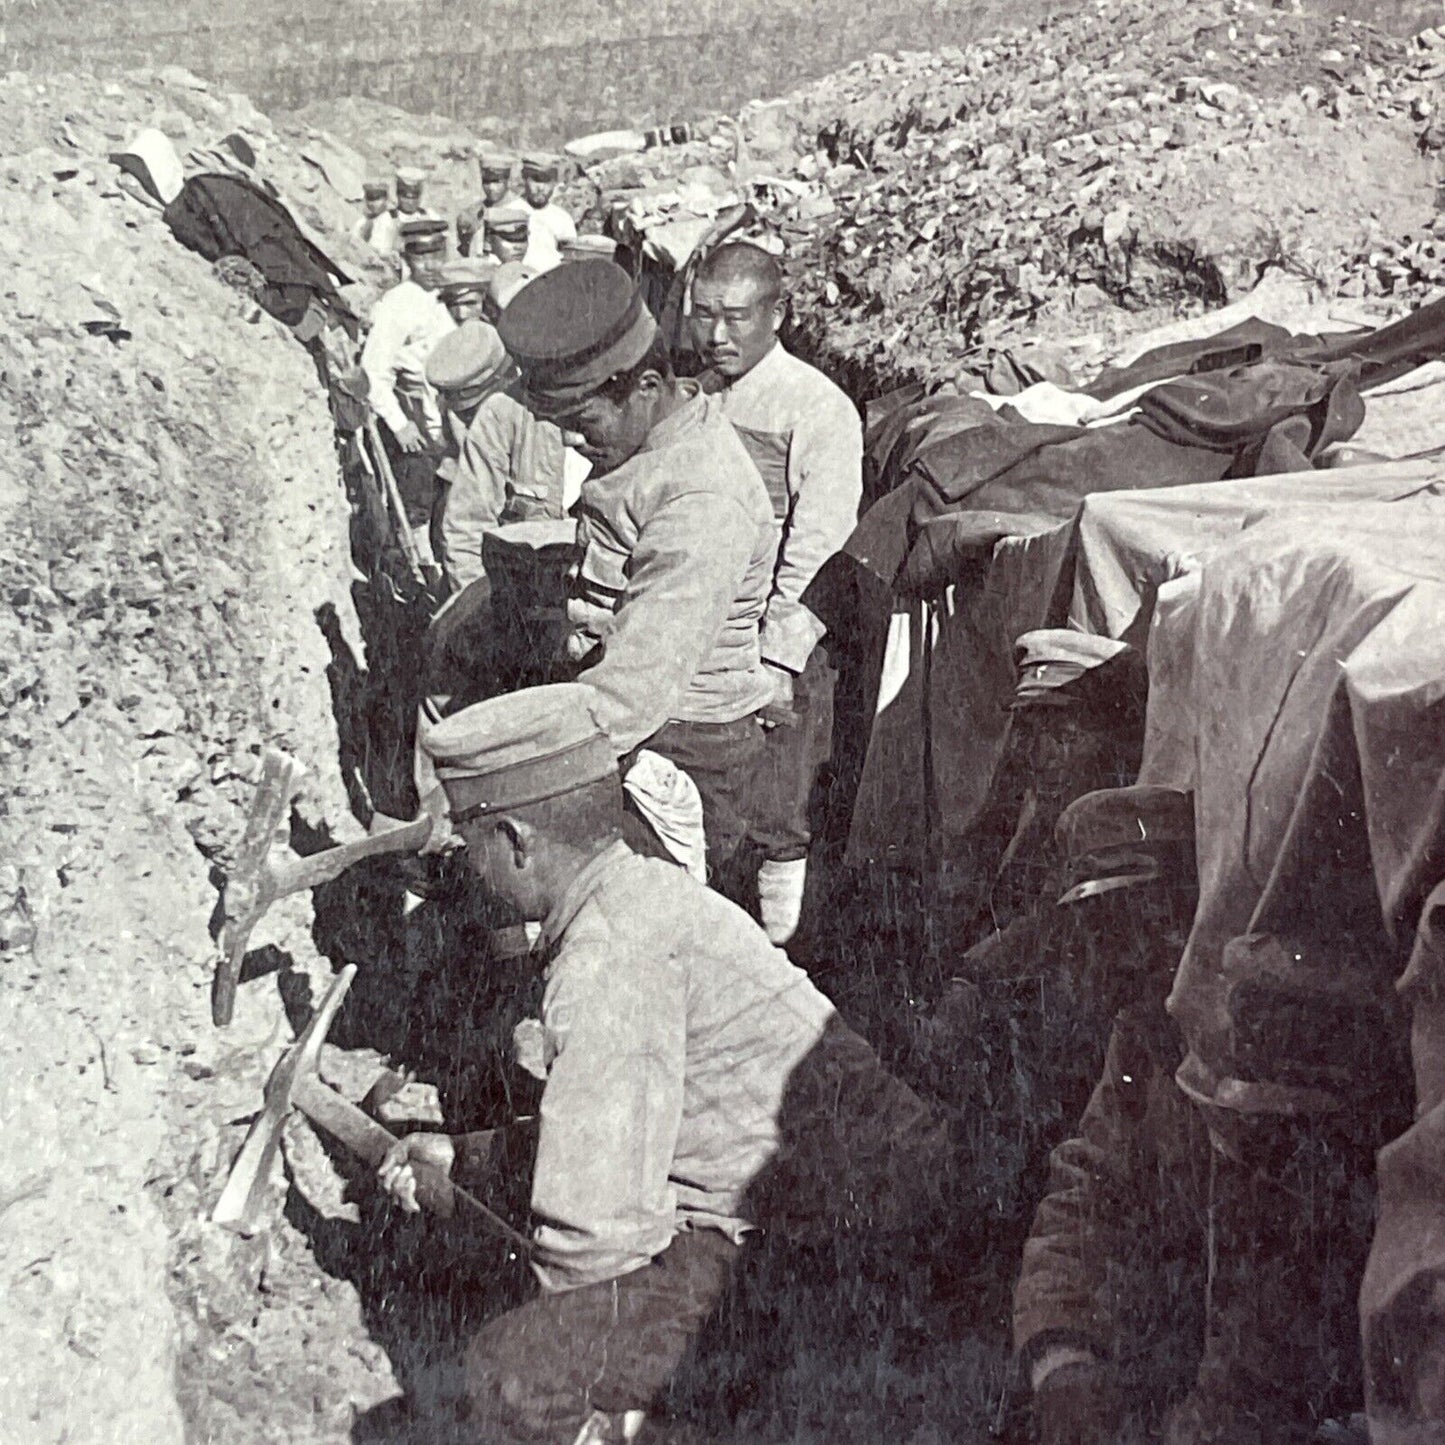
[713,342,863,673]
[523,201,578,273]
[352,211,400,255]
[359,279,456,441]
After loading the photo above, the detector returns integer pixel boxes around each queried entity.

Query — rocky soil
[4,4,1445,1443]
[0,67,397,1445]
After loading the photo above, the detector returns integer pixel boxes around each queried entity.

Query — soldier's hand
[378,1132,456,1214]
[758,663,798,731]
[416,786,462,856]
[394,420,427,453]
[1032,1358,1123,1445]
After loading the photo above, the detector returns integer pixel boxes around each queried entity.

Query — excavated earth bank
[3,3,1445,1443]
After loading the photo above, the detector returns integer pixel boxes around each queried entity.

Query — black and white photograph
[3,1,1445,1441]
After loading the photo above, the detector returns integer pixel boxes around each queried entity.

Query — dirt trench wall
[0,72,392,1443]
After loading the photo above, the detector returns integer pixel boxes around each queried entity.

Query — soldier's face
[364,194,388,218]
[551,376,659,476]
[409,252,446,290]
[690,275,782,380]
[487,234,528,265]
[523,176,555,208]
[444,292,487,324]
[397,190,422,214]
[482,175,510,206]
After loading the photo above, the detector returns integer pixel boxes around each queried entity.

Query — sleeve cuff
[760,604,826,675]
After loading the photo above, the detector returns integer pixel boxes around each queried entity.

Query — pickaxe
[212,964,530,1250]
[213,748,434,1026]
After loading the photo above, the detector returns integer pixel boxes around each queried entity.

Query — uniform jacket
[359,279,456,441]
[527,843,835,1292]
[353,211,399,254]
[569,387,777,753]
[1013,999,1209,1366]
[712,342,863,673]
[524,200,578,272]
[438,383,581,590]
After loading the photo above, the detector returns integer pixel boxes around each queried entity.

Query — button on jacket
[527,843,837,1292]
[359,279,456,440]
[569,389,777,754]
[713,342,863,673]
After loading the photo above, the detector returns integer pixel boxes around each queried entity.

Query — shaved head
[695,243,783,305]
[690,244,785,380]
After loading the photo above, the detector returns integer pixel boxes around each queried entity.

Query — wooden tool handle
[272,815,433,896]
[293,1072,457,1217]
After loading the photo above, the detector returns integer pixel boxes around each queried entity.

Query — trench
[128,246,1165,1442]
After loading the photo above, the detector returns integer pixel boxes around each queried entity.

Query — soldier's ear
[497,817,533,866]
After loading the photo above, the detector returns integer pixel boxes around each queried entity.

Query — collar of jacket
[539,839,636,951]
[637,379,706,455]
[720,338,785,401]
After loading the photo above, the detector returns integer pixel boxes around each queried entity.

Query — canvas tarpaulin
[1129,502,1445,1439]
[844,460,1445,865]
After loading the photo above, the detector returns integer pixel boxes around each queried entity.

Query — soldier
[1016,785,1406,1445]
[457,148,519,257]
[690,243,862,945]
[483,207,533,267]
[380,682,949,1445]
[436,256,499,326]
[359,219,456,554]
[352,178,398,254]
[1012,786,1207,1445]
[425,312,582,595]
[393,165,437,223]
[497,258,778,882]
[518,153,577,272]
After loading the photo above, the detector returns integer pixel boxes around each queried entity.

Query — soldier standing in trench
[379,682,950,1445]
[359,219,457,562]
[517,153,578,273]
[457,148,521,259]
[483,257,778,885]
[690,243,862,946]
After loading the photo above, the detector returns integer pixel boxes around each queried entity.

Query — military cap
[401,217,449,255]
[395,166,427,191]
[559,233,618,263]
[1055,785,1196,905]
[425,319,510,400]
[1013,629,1131,707]
[420,683,617,823]
[521,151,560,181]
[477,147,516,181]
[362,178,390,200]
[497,258,659,415]
[484,206,532,243]
[436,256,498,296]
[488,260,539,313]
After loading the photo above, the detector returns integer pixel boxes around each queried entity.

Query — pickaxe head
[211,964,356,1233]
[213,748,305,1026]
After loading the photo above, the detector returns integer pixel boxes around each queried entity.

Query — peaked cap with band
[497,258,659,415]
[1013,629,1132,708]
[521,152,560,181]
[421,684,618,825]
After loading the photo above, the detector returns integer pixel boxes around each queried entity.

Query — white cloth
[622,751,706,881]
[359,279,456,440]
